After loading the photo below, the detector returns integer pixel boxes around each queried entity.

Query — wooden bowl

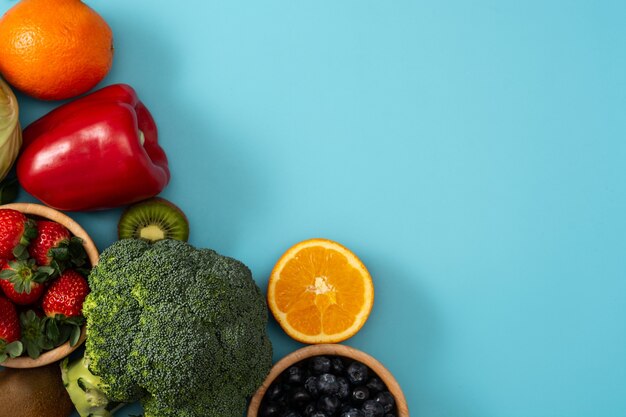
[248,344,409,417]
[1,203,99,368]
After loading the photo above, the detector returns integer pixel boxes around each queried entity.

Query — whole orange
[0,0,113,100]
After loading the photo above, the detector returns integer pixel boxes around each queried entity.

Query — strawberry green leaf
[70,325,82,347]
[4,340,23,358]
[69,237,88,268]
[20,310,54,359]
[50,259,63,276]
[57,325,72,347]
[23,339,42,359]
[66,316,85,326]
[33,266,56,283]
[0,269,15,279]
[45,317,60,343]
[0,339,19,362]
[76,267,91,276]
[69,237,85,254]
[15,280,31,294]
[37,265,55,275]
[22,219,37,241]
[45,237,89,275]
[49,246,70,261]
[20,309,36,324]
[12,243,28,260]
[44,314,84,347]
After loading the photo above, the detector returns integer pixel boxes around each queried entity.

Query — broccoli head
[81,239,273,417]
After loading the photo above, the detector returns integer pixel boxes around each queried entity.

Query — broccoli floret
[82,239,149,402]
[79,239,273,417]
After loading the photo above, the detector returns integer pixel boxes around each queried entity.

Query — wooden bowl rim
[247,344,409,417]
[1,203,99,368]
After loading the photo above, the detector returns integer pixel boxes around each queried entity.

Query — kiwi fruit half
[118,197,189,243]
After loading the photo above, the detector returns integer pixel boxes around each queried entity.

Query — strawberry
[42,269,90,318]
[42,270,89,348]
[0,279,44,305]
[29,220,88,274]
[0,209,36,260]
[0,295,23,362]
[29,220,71,265]
[0,258,53,305]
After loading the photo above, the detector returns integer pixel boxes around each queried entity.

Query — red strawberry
[0,259,53,305]
[0,209,36,260]
[29,220,71,265]
[0,295,23,362]
[29,220,88,274]
[0,279,44,305]
[42,270,90,318]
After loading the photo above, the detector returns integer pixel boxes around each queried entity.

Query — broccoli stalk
[60,355,124,417]
[75,239,273,417]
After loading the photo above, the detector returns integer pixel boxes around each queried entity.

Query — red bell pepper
[17,84,170,211]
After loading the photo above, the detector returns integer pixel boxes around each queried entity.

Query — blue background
[2,0,626,416]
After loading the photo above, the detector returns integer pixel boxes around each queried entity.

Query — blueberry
[361,400,385,417]
[282,411,302,417]
[346,362,369,385]
[340,404,354,415]
[365,377,386,394]
[374,392,395,413]
[267,383,288,402]
[304,376,319,397]
[383,414,396,417]
[317,396,340,416]
[310,356,332,375]
[340,407,365,417]
[351,386,370,405]
[260,403,282,417]
[303,403,317,417]
[331,357,346,374]
[291,387,312,407]
[286,365,305,385]
[337,376,350,399]
[317,373,339,395]
[310,413,328,417]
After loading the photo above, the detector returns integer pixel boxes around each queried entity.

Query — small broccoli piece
[81,239,273,417]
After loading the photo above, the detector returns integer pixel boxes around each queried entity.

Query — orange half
[268,238,374,343]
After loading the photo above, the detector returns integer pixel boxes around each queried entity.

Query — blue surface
[1,0,625,416]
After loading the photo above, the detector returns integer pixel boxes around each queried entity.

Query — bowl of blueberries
[248,344,409,417]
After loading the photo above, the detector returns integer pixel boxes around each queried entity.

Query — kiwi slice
[118,197,189,243]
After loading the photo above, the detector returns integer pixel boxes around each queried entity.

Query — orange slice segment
[268,238,374,343]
